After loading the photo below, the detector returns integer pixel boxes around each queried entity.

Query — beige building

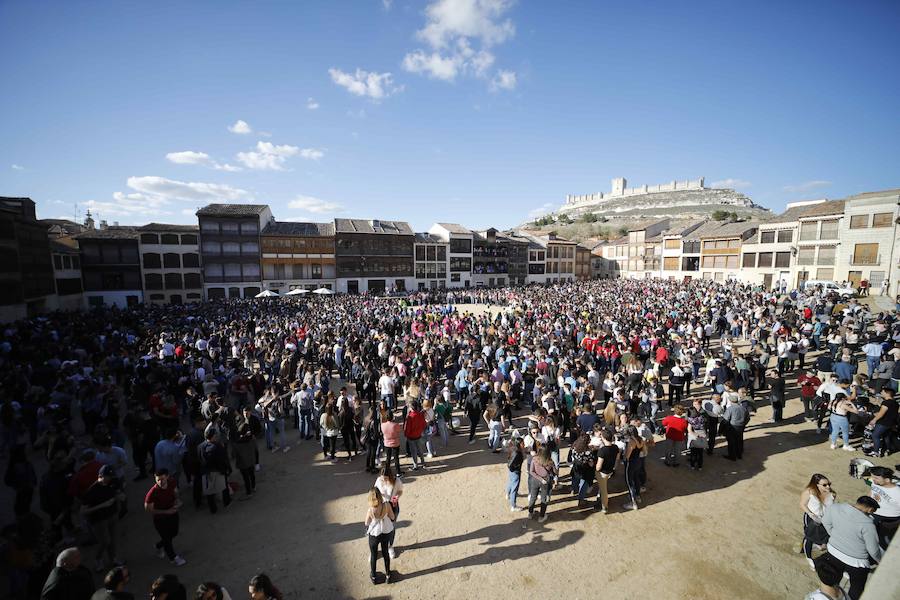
[659,219,706,280]
[696,221,759,282]
[138,223,202,304]
[835,188,900,291]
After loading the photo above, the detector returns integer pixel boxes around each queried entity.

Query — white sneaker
[510,506,522,512]
[388,547,396,559]
[842,445,855,452]
[171,555,187,567]
[426,453,434,459]
[468,440,477,445]
[830,443,836,450]
[623,502,638,511]
[806,558,815,571]
[282,446,291,453]
[538,515,548,523]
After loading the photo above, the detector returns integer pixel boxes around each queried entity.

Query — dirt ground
[12,302,899,600]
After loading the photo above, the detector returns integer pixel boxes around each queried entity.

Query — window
[426,246,436,261]
[799,221,817,241]
[450,257,471,272]
[221,222,239,234]
[760,231,776,244]
[121,245,138,263]
[182,253,200,268]
[200,221,219,233]
[663,257,679,270]
[204,263,223,277]
[271,263,285,279]
[817,246,836,265]
[311,264,322,279]
[742,253,756,268]
[72,256,80,269]
[797,247,815,266]
[819,220,839,239]
[869,271,886,287]
[240,221,258,234]
[222,242,240,255]
[436,246,446,261]
[415,263,425,278]
[242,263,260,278]
[161,234,179,245]
[144,274,163,290]
[149,294,165,301]
[164,273,183,289]
[101,244,119,263]
[451,273,460,282]
[184,273,202,289]
[682,241,699,254]
[241,242,259,254]
[163,253,180,268]
[852,243,879,266]
[850,214,869,229]
[664,239,680,249]
[224,263,241,277]
[140,233,159,244]
[416,246,425,261]
[872,212,893,228]
[757,252,773,268]
[53,255,63,270]
[181,234,198,245]
[725,256,738,269]
[143,253,161,268]
[202,241,221,255]
[816,268,834,280]
[774,252,790,268]
[449,238,472,254]
[777,230,793,243]
[63,256,72,269]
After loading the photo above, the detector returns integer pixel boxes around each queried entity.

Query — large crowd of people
[1,277,898,599]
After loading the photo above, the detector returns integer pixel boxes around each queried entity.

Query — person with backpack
[569,433,597,507]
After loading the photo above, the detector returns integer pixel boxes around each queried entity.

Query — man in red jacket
[404,401,428,471]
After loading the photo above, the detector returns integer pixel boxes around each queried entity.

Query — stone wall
[566,176,706,206]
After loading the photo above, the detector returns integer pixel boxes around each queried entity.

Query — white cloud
[329,68,402,100]
[783,180,832,194]
[306,97,320,110]
[710,178,751,189]
[528,202,555,219]
[417,0,515,49]
[382,0,393,9]
[227,119,253,134]
[489,69,516,91]
[404,0,517,91]
[11,164,24,171]
[288,195,343,214]
[235,141,322,170]
[166,150,242,172]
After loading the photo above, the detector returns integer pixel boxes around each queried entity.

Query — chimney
[100,220,108,230]
[113,221,119,227]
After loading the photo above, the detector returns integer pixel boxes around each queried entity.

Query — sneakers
[537,515,548,523]
[282,446,291,453]
[623,502,638,511]
[510,506,522,512]
[156,546,166,559]
[806,558,815,571]
[468,440,477,445]
[842,445,855,452]
[426,453,434,459]
[388,546,396,559]
[171,555,187,567]
[830,443,837,450]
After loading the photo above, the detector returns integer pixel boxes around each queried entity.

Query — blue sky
[2,1,899,231]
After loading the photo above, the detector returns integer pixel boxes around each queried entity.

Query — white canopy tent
[312,288,334,295]
[254,290,280,298]
[285,288,310,296]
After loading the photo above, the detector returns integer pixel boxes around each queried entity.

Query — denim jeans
[571,468,594,500]
[872,423,891,454]
[436,417,449,446]
[488,426,501,450]
[407,437,425,468]
[866,357,880,378]
[506,470,521,508]
[299,410,313,439]
[527,477,550,516]
[829,414,850,446]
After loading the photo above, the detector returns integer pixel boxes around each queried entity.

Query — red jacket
[404,410,427,440]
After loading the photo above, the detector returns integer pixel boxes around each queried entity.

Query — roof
[196,204,270,217]
[334,218,413,235]
[138,223,199,232]
[262,221,334,236]
[50,238,79,253]
[414,232,445,243]
[688,221,759,241]
[767,200,845,224]
[435,222,472,235]
[627,218,669,233]
[845,188,900,201]
[662,219,707,237]
[73,226,139,241]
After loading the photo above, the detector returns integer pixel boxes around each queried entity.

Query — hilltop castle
[565,177,706,207]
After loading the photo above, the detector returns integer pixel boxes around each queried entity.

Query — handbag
[804,518,829,546]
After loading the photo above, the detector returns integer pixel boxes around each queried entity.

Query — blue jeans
[488,426,501,450]
[571,468,593,500]
[382,394,395,410]
[408,437,425,468]
[872,423,891,454]
[867,357,880,378]
[299,410,313,439]
[829,414,850,446]
[506,471,521,508]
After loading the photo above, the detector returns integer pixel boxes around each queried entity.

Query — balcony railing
[850,254,880,266]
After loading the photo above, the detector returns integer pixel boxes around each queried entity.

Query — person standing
[362,406,381,474]
[364,487,395,584]
[80,465,123,571]
[821,496,882,600]
[319,403,340,462]
[593,429,619,513]
[768,369,786,423]
[702,393,723,455]
[197,427,232,514]
[864,388,898,457]
[526,446,557,523]
[722,398,748,461]
[374,465,403,559]
[506,437,525,511]
[403,401,427,470]
[231,412,258,499]
[799,474,835,570]
[91,566,133,600]
[143,469,186,566]
[686,399,707,470]
[828,393,859,452]
[380,410,402,474]
[661,404,688,467]
[41,548,94,600]
[864,466,900,549]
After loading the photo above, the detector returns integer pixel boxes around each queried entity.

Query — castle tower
[611,177,626,196]
[83,209,95,230]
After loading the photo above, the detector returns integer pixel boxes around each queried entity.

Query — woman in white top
[364,487,395,584]
[374,465,403,559]
[799,473,836,569]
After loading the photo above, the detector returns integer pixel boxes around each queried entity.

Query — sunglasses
[819,482,831,487]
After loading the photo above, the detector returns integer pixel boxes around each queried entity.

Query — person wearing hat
[821,496,882,600]
[80,465,124,572]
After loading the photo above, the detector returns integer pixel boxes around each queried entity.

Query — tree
[579,213,599,223]
[557,213,573,224]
